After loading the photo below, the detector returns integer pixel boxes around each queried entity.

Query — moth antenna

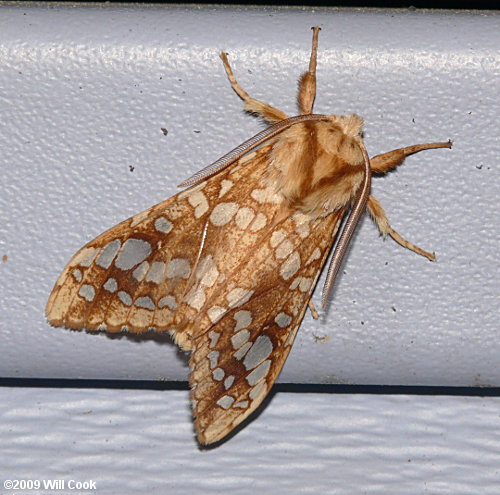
[321,138,372,309]
[178,114,330,188]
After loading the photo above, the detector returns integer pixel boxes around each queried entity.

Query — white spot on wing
[231,329,250,349]
[250,213,267,231]
[208,350,219,369]
[299,277,313,292]
[133,261,150,282]
[234,310,252,331]
[118,291,132,306]
[226,288,254,308]
[293,214,311,239]
[208,306,226,324]
[103,277,118,293]
[249,380,267,401]
[115,239,151,270]
[233,400,249,409]
[306,247,321,265]
[275,312,292,328]
[158,295,177,310]
[154,216,173,234]
[72,269,82,282]
[208,330,221,348]
[243,336,273,370]
[218,179,234,198]
[251,187,280,204]
[290,277,301,290]
[234,341,252,360]
[280,251,301,280]
[270,229,287,248]
[96,240,121,269]
[210,202,239,226]
[135,296,155,310]
[212,368,224,381]
[296,222,310,238]
[78,284,95,302]
[198,255,219,287]
[188,191,209,218]
[146,261,166,284]
[224,376,234,390]
[216,395,234,410]
[235,207,255,229]
[246,359,271,386]
[184,286,205,310]
[166,258,191,279]
[275,239,294,260]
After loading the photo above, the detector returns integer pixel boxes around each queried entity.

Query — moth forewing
[46,27,451,445]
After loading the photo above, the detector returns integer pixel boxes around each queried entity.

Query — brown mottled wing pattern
[46,141,345,443]
[187,203,344,444]
[47,146,272,348]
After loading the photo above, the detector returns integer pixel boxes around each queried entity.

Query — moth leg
[220,52,288,123]
[370,141,452,173]
[297,26,321,115]
[367,196,436,261]
[308,300,319,320]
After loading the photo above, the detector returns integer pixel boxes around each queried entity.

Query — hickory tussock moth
[46,27,451,445]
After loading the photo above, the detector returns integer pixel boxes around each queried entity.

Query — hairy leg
[220,52,288,123]
[367,196,436,261]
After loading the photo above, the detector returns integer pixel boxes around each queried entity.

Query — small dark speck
[129,165,135,172]
[385,262,389,265]
[392,306,397,312]
[178,78,182,82]
[361,321,365,325]
[161,128,168,136]
[468,111,472,115]
[412,118,415,123]
[248,69,253,74]
[194,130,201,134]
[476,164,483,169]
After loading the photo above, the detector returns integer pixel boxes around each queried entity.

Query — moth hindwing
[47,27,451,445]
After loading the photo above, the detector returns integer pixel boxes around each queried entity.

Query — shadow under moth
[46,27,451,444]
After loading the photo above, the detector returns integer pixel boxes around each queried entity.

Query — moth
[46,27,451,444]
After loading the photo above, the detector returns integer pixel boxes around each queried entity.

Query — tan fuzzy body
[267,115,365,217]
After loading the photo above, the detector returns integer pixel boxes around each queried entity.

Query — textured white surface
[1,387,499,494]
[0,5,499,384]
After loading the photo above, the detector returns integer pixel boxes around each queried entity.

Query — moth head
[329,114,364,138]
